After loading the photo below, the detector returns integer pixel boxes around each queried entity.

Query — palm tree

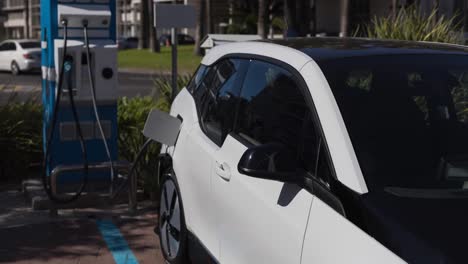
[206,0,213,33]
[148,0,160,52]
[340,0,350,37]
[258,0,268,39]
[284,0,311,37]
[139,0,149,49]
[194,0,206,55]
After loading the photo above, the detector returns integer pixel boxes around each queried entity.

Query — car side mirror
[238,143,300,183]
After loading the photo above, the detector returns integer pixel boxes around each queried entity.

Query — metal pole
[171,0,178,101]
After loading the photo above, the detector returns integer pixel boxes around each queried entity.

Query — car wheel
[11,61,20,76]
[159,173,188,263]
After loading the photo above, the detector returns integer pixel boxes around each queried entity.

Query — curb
[118,68,191,76]
[119,68,171,75]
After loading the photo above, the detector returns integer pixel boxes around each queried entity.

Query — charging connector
[41,19,89,203]
[83,22,115,189]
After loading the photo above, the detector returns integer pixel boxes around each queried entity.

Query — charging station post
[41,0,122,204]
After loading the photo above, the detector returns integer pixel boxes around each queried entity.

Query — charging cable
[82,21,115,188]
[41,19,89,203]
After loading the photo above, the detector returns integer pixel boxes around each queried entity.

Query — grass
[118,45,202,73]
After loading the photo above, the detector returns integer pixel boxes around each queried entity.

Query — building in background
[118,0,141,38]
[0,1,6,40]
[1,0,40,39]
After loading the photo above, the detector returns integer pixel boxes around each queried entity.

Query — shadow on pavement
[0,185,164,264]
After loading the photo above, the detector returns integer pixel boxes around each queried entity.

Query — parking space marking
[97,219,139,264]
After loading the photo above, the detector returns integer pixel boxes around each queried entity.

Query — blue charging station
[41,0,119,199]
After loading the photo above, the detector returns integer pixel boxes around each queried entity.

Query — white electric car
[0,40,41,75]
[157,38,468,264]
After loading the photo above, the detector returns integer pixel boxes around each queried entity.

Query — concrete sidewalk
[0,186,164,264]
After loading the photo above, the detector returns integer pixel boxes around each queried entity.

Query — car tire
[159,172,188,264]
[11,61,20,76]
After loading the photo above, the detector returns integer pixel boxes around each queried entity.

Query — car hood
[362,191,468,264]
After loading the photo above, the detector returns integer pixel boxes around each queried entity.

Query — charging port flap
[143,109,182,146]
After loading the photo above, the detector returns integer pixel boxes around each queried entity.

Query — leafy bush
[118,75,190,198]
[1,75,191,200]
[152,75,192,112]
[118,96,161,197]
[0,93,42,181]
[360,5,464,44]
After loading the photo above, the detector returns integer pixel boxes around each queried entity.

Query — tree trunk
[340,0,350,37]
[258,0,268,39]
[206,0,213,33]
[284,0,310,37]
[392,0,398,19]
[296,0,310,36]
[284,0,295,37]
[269,0,275,38]
[148,0,160,52]
[194,0,206,56]
[139,0,149,49]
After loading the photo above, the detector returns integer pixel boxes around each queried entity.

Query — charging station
[41,0,120,202]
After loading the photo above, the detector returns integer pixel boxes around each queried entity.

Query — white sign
[153,3,196,29]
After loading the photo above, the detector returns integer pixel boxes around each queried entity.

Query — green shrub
[360,5,464,44]
[152,75,192,112]
[117,96,161,197]
[1,76,191,199]
[0,93,42,181]
[118,75,190,198]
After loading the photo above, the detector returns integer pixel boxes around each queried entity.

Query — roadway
[0,70,160,104]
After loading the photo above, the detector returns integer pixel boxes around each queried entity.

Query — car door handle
[215,161,231,181]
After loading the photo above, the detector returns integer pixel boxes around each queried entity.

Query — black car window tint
[188,65,208,94]
[236,60,320,174]
[199,59,243,146]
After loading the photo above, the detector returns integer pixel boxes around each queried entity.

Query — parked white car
[157,38,468,264]
[0,39,41,75]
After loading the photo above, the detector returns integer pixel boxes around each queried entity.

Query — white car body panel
[302,198,405,263]
[300,61,368,193]
[202,42,312,72]
[169,88,221,257]
[212,135,313,264]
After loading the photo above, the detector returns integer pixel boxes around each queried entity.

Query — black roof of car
[265,37,468,61]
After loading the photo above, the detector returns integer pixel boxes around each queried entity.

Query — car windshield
[319,54,468,192]
[19,41,40,49]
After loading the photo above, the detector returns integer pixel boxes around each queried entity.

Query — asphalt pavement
[0,70,167,263]
[0,186,165,264]
[0,70,161,104]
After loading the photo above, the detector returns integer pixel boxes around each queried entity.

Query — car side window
[6,43,16,51]
[236,60,321,174]
[0,43,6,51]
[187,65,208,94]
[198,59,244,146]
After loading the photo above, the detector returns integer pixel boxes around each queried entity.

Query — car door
[0,42,9,70]
[5,42,17,69]
[212,59,319,264]
[173,58,247,259]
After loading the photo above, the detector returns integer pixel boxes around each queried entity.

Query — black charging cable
[82,21,115,187]
[111,138,154,201]
[41,20,89,203]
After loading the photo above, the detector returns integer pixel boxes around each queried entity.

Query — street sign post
[153,1,196,100]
